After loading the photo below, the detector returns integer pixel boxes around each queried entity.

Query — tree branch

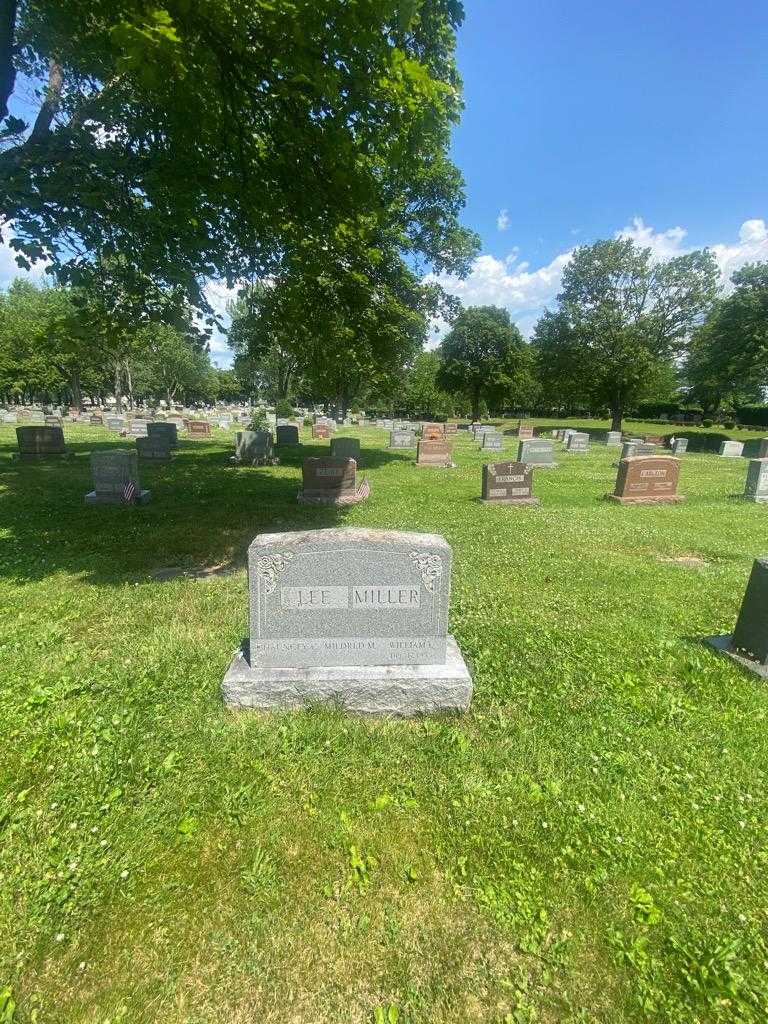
[0,0,17,122]
[28,59,63,143]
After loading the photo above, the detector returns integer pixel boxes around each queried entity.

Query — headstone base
[85,489,151,506]
[221,636,472,715]
[415,462,456,469]
[480,496,540,506]
[230,455,280,467]
[297,480,370,506]
[704,635,768,679]
[605,494,685,505]
[14,450,73,461]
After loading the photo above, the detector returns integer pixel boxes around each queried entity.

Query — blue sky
[3,2,768,365]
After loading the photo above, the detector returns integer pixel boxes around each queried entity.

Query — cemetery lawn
[3,419,768,1024]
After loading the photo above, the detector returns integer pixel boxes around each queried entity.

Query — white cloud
[0,228,51,289]
[496,209,510,232]
[428,216,768,341]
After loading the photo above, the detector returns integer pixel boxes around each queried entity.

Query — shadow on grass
[0,439,398,588]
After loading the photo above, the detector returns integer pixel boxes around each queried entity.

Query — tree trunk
[0,0,18,122]
[472,388,481,422]
[69,370,84,411]
[610,407,623,432]
[124,359,134,410]
[114,363,123,414]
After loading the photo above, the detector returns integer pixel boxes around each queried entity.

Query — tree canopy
[437,305,535,420]
[532,238,719,430]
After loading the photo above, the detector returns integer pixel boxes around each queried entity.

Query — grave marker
[607,456,683,505]
[671,437,688,455]
[221,527,472,714]
[276,424,300,446]
[719,440,744,458]
[566,432,589,453]
[298,457,370,506]
[389,429,416,449]
[233,430,275,465]
[15,426,69,459]
[416,440,453,468]
[706,557,768,678]
[147,422,178,448]
[481,431,503,450]
[330,437,361,462]
[481,460,539,505]
[518,438,556,468]
[606,431,622,447]
[187,419,212,438]
[743,459,768,503]
[85,450,150,505]
[136,436,173,461]
[422,423,444,441]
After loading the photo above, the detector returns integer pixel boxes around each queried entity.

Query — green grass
[2,418,768,1024]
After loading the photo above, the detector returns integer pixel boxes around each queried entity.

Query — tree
[437,306,535,421]
[682,264,768,415]
[132,324,216,409]
[535,239,719,431]
[402,351,453,419]
[2,2,477,320]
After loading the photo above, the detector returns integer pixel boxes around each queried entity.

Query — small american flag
[122,480,137,504]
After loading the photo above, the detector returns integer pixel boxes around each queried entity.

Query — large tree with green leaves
[437,305,535,420]
[1,1,477,319]
[682,263,768,415]
[533,239,719,431]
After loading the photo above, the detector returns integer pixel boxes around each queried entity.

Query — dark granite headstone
[706,558,768,677]
[15,426,68,459]
[276,424,300,446]
[481,460,539,505]
[330,437,361,462]
[86,450,150,505]
[147,422,178,448]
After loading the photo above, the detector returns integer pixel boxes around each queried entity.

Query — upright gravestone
[15,426,69,459]
[606,431,622,447]
[389,429,415,449]
[89,414,104,426]
[45,415,63,427]
[233,430,275,465]
[743,459,768,503]
[85,450,150,505]
[312,423,330,440]
[671,437,688,456]
[566,432,589,453]
[481,461,539,505]
[518,438,556,468]
[330,437,361,462]
[221,527,472,714]
[147,422,178,448]
[106,416,126,433]
[416,440,453,468]
[481,431,503,450]
[758,439,768,459]
[298,457,370,506]
[706,557,768,678]
[720,440,744,458]
[276,424,300,446]
[607,456,683,505]
[187,419,212,438]
[129,419,149,438]
[636,442,658,456]
[619,441,637,461]
[444,423,458,435]
[136,435,173,461]
[518,425,535,440]
[422,423,444,441]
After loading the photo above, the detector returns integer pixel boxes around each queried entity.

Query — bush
[735,405,768,428]
[303,416,312,427]
[723,420,736,430]
[248,408,268,431]
[663,430,730,452]
[276,398,295,418]
[702,418,713,428]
